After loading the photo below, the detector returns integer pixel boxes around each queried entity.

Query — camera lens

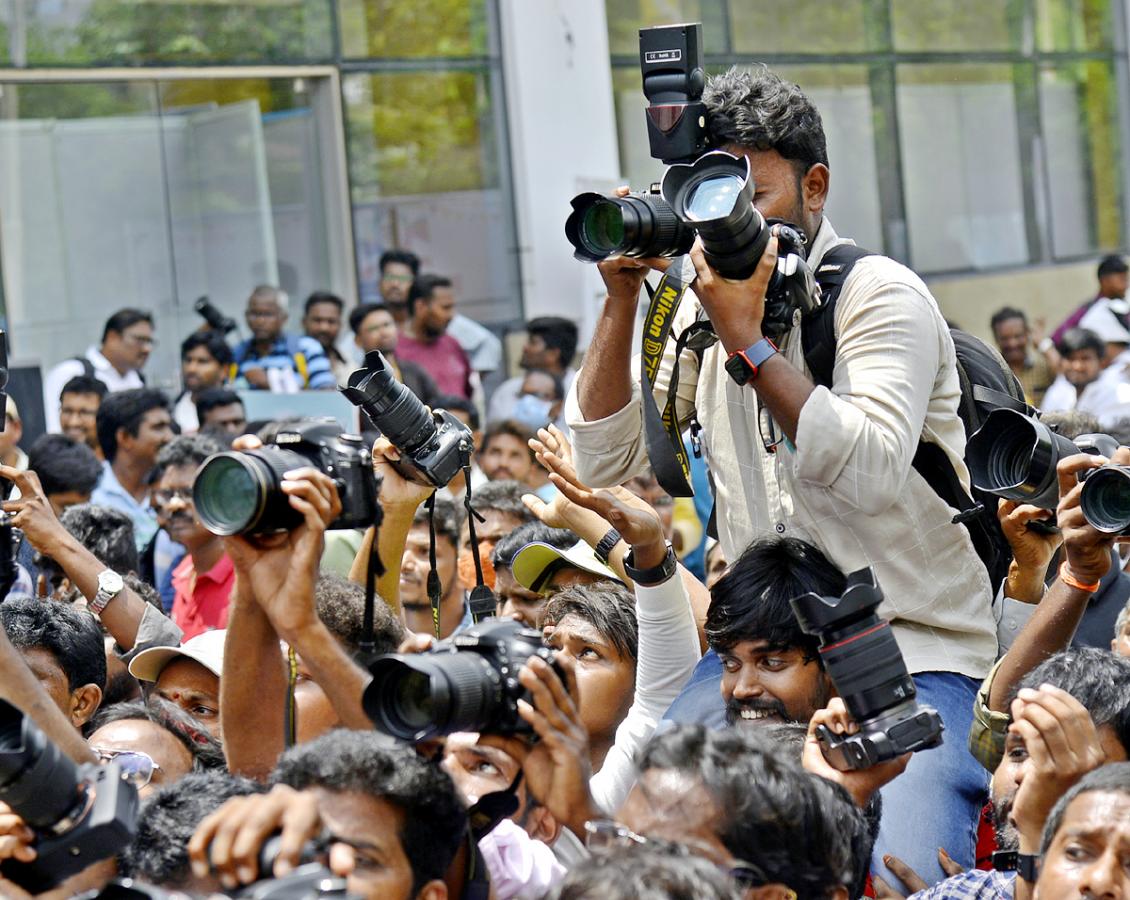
[0,700,83,830]
[967,408,1079,510]
[683,173,745,221]
[565,192,694,263]
[581,200,627,254]
[1081,466,1130,534]
[365,654,500,741]
[193,449,308,536]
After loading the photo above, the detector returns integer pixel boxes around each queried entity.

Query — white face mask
[512,394,554,430]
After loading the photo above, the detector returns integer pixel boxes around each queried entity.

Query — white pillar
[498,0,622,345]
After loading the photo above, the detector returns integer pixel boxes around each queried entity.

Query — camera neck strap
[358,505,387,666]
[461,466,498,624]
[640,254,717,498]
[426,493,443,640]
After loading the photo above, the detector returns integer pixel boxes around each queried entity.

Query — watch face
[725,354,752,385]
[99,571,124,593]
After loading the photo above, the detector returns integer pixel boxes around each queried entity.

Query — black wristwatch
[992,850,1040,881]
[594,528,622,565]
[725,337,778,386]
[623,542,677,586]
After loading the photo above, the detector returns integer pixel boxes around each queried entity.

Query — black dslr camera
[791,569,944,771]
[364,618,561,741]
[193,419,377,536]
[341,350,473,488]
[0,698,139,893]
[194,296,238,335]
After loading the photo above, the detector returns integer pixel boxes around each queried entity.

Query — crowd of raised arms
[5,65,1130,900]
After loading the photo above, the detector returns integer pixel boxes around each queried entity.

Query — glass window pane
[896,64,1029,272]
[1036,0,1114,52]
[730,2,870,54]
[338,0,488,59]
[605,0,728,57]
[343,70,519,324]
[892,0,1017,52]
[3,0,332,66]
[1040,62,1124,257]
[774,65,884,254]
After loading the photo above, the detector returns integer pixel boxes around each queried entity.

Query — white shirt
[1040,372,1130,428]
[173,392,199,434]
[42,347,144,433]
[566,217,997,679]
[589,571,701,814]
[1078,298,1130,345]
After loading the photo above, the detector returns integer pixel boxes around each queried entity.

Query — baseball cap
[128,628,226,683]
[511,539,621,594]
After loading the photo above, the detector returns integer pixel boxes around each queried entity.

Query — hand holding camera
[998,498,1063,603]
[801,698,911,808]
[688,229,779,354]
[1057,450,1128,588]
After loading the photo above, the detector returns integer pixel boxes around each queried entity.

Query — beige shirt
[565,217,996,679]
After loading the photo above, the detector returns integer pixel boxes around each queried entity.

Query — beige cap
[511,539,620,593]
[128,628,226,683]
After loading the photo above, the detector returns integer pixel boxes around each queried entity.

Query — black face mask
[466,771,524,841]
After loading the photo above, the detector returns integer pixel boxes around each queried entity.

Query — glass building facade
[0,0,519,389]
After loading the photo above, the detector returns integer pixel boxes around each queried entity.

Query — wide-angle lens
[193,454,264,536]
[581,200,627,254]
[389,670,435,734]
[683,173,745,222]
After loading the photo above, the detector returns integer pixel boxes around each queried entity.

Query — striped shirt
[231,334,335,391]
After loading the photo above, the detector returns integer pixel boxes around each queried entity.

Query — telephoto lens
[1081,466,1130,534]
[341,350,473,488]
[967,408,1117,510]
[564,191,695,263]
[364,618,559,741]
[661,150,769,280]
[193,419,377,537]
[790,568,943,771]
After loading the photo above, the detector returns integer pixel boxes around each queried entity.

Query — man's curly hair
[703,65,828,173]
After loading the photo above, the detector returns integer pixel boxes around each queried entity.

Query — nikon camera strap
[640,254,717,498]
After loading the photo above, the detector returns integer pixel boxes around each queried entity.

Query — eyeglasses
[92,747,161,789]
[152,488,194,508]
[124,333,156,348]
[583,819,767,890]
[381,273,414,283]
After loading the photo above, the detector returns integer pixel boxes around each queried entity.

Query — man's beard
[992,790,1019,853]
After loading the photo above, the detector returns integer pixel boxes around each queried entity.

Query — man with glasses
[150,435,233,640]
[43,308,154,433]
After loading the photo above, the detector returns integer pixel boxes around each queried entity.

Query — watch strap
[593,528,622,565]
[89,571,123,615]
[727,337,779,385]
[623,543,677,586]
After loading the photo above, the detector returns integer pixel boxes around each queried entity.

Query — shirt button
[775,522,786,534]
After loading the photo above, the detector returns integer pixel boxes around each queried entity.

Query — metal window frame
[607,0,1130,275]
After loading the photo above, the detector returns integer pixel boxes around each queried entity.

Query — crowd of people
[2,64,1130,900]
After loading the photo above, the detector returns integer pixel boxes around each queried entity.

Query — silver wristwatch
[89,569,124,616]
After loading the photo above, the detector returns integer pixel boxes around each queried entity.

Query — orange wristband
[1059,561,1101,593]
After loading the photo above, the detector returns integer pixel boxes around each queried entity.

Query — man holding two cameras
[567,67,995,885]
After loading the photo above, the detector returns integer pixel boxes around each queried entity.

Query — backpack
[802,243,1029,591]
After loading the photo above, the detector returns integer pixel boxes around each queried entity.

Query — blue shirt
[660,650,727,729]
[231,334,335,390]
[92,462,159,552]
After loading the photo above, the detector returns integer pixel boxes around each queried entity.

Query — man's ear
[415,879,448,900]
[71,683,103,728]
[524,804,561,846]
[802,163,830,214]
[115,425,134,453]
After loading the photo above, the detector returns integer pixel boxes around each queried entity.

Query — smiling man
[706,536,841,729]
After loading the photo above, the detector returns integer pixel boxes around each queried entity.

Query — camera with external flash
[364,618,562,741]
[341,349,473,489]
[563,23,817,340]
[790,568,944,771]
[0,698,139,894]
[193,419,377,537]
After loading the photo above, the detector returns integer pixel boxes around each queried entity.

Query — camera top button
[775,522,786,534]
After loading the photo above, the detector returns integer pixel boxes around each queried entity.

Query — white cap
[511,539,621,593]
[128,628,226,683]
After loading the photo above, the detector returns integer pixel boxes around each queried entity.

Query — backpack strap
[71,356,96,380]
[803,243,875,388]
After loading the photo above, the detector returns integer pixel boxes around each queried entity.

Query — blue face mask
[512,394,554,431]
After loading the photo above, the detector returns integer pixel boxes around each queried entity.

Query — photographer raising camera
[567,65,995,886]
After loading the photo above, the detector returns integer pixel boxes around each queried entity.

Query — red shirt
[395,333,473,400]
[171,553,235,641]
